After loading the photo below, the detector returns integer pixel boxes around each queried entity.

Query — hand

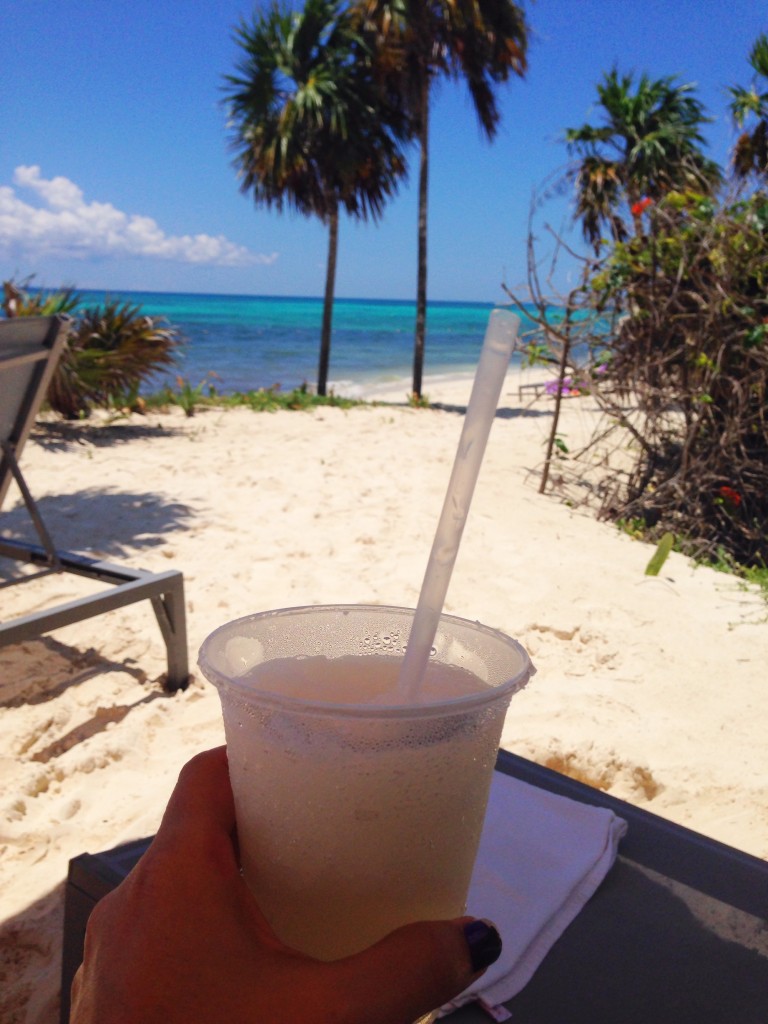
[70,746,501,1024]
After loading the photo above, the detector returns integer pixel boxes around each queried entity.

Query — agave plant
[49,300,182,418]
[3,278,183,418]
[2,278,81,317]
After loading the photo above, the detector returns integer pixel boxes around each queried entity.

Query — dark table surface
[445,751,768,1023]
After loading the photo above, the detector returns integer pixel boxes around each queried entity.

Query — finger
[145,747,292,946]
[152,747,237,863]
[330,917,502,1024]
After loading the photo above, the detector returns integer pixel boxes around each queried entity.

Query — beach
[2,366,767,1024]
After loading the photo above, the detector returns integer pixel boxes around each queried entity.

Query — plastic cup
[198,604,534,966]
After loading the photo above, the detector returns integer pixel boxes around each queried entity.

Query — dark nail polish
[463,919,502,972]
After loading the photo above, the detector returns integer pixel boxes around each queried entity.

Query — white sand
[2,366,766,1023]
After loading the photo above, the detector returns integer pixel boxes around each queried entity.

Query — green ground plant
[206,383,364,413]
[168,373,221,416]
[406,391,431,408]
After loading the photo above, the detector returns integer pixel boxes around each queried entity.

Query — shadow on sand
[0,882,65,1024]
[1,488,195,566]
[429,401,553,420]
[30,419,186,453]
[0,635,169,708]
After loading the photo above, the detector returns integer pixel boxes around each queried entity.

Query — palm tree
[565,70,720,250]
[729,33,768,181]
[356,0,527,398]
[224,0,409,396]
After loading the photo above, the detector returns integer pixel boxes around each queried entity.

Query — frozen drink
[198,604,534,961]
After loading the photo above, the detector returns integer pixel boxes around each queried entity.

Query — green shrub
[3,279,183,419]
[588,190,768,567]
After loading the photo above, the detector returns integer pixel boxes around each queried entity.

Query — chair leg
[150,574,190,691]
[0,538,191,690]
[0,440,60,566]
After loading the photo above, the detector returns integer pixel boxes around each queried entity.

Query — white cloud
[0,165,277,267]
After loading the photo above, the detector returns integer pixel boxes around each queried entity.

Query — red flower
[719,486,742,507]
[631,197,653,217]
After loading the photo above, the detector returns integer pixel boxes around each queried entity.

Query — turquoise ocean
[75,290,543,396]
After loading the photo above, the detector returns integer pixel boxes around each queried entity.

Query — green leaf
[745,323,767,348]
[645,533,675,576]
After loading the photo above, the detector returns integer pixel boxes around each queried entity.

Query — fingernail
[463,919,502,972]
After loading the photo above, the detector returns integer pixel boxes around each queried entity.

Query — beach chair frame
[0,315,189,690]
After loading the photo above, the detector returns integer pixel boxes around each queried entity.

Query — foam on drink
[243,653,489,705]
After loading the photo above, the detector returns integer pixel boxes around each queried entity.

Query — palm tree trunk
[318,202,339,397]
[412,76,430,399]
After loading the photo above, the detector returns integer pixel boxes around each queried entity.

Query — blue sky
[2,0,765,303]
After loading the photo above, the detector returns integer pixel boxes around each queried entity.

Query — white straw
[398,309,520,699]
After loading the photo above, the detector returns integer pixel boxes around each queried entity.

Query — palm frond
[748,32,768,79]
[563,69,717,243]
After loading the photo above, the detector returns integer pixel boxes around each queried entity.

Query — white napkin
[439,770,627,1020]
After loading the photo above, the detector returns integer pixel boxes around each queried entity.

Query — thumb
[329,917,502,1024]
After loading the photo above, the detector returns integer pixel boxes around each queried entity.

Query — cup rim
[197,603,535,719]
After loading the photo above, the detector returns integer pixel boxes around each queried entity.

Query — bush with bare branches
[572,189,767,567]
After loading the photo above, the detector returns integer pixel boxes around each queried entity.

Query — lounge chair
[0,315,189,690]
[59,749,768,1023]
